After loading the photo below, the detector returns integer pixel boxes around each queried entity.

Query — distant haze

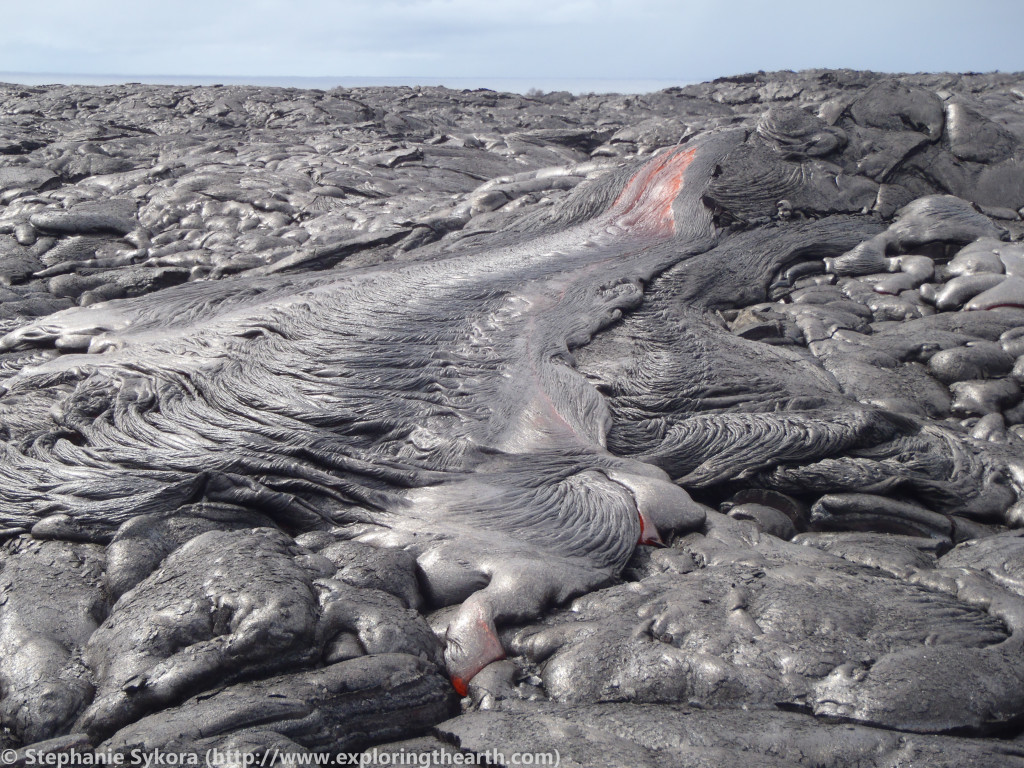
[0,0,1020,90]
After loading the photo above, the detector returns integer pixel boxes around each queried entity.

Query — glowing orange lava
[608,146,697,238]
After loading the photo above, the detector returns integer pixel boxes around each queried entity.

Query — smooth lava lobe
[408,145,709,690]
[454,153,702,695]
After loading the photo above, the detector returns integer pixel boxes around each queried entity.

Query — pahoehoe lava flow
[4,71,1024,763]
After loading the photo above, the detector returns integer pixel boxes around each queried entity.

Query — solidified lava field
[2,69,1024,766]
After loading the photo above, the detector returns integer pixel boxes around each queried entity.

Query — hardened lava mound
[2,70,1024,766]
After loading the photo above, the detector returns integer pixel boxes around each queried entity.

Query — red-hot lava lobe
[608,147,697,238]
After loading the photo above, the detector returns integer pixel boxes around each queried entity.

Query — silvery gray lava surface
[2,70,1024,766]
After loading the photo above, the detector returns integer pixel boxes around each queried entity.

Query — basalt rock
[1,71,1024,764]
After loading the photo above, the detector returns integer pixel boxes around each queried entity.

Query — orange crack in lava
[637,507,665,547]
[608,146,697,238]
[450,613,506,696]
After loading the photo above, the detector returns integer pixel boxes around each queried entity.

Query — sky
[0,0,1020,88]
